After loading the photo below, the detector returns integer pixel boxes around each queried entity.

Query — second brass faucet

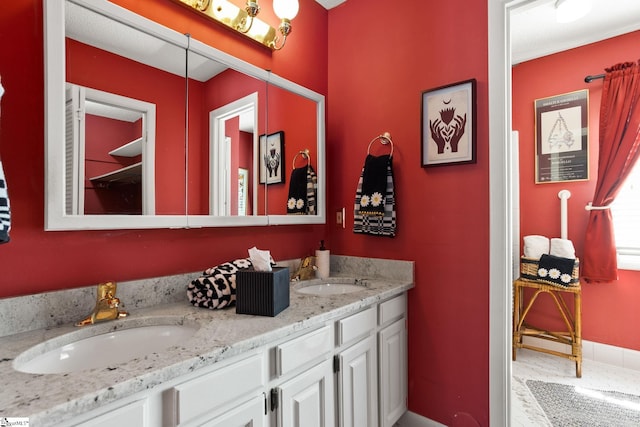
[76,281,128,326]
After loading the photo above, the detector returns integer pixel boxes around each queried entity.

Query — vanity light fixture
[555,0,592,23]
[175,0,299,50]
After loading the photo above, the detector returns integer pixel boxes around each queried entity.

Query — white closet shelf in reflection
[90,162,142,184]
[109,137,143,157]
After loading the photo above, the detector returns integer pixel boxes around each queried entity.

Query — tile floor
[511,349,640,426]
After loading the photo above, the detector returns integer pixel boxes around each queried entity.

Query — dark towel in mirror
[287,165,317,215]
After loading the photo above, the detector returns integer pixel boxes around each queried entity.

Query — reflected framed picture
[421,79,477,167]
[259,131,285,185]
[535,90,589,183]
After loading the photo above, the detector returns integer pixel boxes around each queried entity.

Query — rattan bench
[512,278,582,377]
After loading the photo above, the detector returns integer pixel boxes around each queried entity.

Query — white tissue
[523,235,550,259]
[248,246,272,272]
[550,238,575,259]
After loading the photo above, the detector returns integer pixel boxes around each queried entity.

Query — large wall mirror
[44,0,325,230]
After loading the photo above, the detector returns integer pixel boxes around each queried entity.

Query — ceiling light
[174,0,298,50]
[555,0,592,23]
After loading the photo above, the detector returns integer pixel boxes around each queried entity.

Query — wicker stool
[512,278,582,377]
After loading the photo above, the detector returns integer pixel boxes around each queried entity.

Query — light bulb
[273,0,299,20]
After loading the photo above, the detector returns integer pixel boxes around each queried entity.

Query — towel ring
[293,149,311,170]
[367,131,394,157]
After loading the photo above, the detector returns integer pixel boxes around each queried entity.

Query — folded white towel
[550,238,575,259]
[523,235,549,259]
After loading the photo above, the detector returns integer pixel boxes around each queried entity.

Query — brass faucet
[75,281,128,326]
[292,256,317,281]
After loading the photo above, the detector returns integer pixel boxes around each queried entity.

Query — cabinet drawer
[77,399,147,427]
[276,325,332,376]
[172,353,264,426]
[337,307,375,346]
[379,293,406,326]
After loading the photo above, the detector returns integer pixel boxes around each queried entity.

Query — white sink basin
[294,278,370,296]
[14,322,199,374]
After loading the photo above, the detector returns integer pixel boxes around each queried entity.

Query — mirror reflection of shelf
[90,162,142,184]
[109,137,143,157]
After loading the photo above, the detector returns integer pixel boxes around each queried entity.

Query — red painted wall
[326,1,489,425]
[0,0,328,297]
[1,0,498,425]
[513,30,640,351]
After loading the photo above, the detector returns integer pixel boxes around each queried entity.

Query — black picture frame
[259,131,285,185]
[421,79,477,167]
[534,89,589,183]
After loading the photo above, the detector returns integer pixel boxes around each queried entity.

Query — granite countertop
[0,259,413,425]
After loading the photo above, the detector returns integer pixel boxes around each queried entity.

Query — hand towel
[523,235,549,259]
[187,258,253,310]
[287,165,317,215]
[537,254,577,287]
[0,161,9,244]
[550,238,575,258]
[354,154,396,237]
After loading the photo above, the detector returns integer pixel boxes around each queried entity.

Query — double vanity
[0,256,413,426]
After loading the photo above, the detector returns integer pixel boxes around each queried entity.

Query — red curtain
[583,61,640,282]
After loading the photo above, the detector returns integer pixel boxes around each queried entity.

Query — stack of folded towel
[522,235,577,286]
[523,235,575,259]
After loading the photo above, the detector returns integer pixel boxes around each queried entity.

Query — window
[611,160,640,270]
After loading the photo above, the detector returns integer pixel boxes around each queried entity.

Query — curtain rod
[584,74,605,83]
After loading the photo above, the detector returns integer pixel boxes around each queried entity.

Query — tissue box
[236,267,290,317]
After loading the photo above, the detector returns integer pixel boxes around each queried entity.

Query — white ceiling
[510,0,640,64]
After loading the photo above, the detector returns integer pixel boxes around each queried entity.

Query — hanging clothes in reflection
[287,151,317,215]
[0,77,11,244]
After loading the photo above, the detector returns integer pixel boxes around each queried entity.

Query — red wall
[513,30,640,351]
[326,1,489,425]
[1,0,505,425]
[0,0,328,296]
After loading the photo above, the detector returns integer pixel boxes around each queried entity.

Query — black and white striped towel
[0,161,10,244]
[353,154,396,237]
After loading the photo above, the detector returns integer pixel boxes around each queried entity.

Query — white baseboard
[522,336,640,371]
[397,411,446,427]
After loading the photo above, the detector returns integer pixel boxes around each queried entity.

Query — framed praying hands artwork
[421,79,477,167]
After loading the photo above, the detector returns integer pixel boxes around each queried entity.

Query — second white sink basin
[294,278,370,296]
[14,321,199,374]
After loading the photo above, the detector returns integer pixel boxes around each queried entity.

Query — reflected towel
[0,161,10,244]
[287,165,317,215]
[354,154,395,237]
[523,235,549,259]
[550,238,575,258]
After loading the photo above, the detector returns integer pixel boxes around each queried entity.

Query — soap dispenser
[315,240,330,279]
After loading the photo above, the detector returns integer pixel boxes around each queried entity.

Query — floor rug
[526,379,640,426]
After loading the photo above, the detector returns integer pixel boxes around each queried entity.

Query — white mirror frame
[209,92,259,217]
[45,0,325,230]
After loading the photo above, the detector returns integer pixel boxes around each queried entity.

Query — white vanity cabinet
[378,294,408,427]
[60,292,408,427]
[71,398,149,427]
[335,307,378,427]
[271,325,335,427]
[169,352,266,427]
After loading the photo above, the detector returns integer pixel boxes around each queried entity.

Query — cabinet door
[378,317,407,427]
[337,334,377,427]
[200,394,266,427]
[276,358,335,427]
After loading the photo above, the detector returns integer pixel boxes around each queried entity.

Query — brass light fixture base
[174,0,280,49]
